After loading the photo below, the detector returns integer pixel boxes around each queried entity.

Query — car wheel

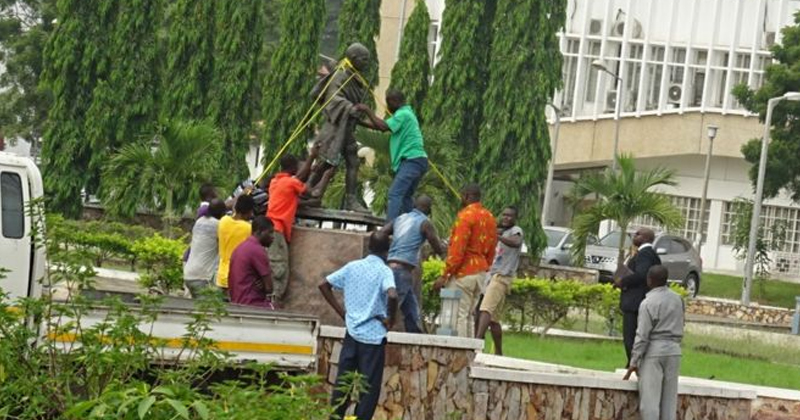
[684,273,699,298]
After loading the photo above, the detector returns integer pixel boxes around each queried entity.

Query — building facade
[378,0,800,279]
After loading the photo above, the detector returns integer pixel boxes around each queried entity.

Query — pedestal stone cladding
[280,226,369,326]
[318,326,484,420]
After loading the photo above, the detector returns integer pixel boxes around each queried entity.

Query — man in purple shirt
[228,216,275,309]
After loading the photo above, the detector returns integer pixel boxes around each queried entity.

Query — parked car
[541,227,597,266]
[584,230,703,297]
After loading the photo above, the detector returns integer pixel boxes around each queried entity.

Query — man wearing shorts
[475,206,523,355]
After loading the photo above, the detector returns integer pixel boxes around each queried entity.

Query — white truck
[0,152,319,370]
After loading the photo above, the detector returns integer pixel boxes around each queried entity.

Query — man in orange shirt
[267,143,325,304]
[434,184,497,337]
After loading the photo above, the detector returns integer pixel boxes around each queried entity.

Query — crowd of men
[181,80,685,419]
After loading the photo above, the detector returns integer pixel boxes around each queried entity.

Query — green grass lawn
[491,332,800,390]
[700,272,800,308]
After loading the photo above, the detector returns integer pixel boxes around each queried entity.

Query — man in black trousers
[616,227,661,367]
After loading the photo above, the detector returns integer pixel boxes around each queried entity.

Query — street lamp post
[541,103,561,227]
[592,60,623,171]
[742,92,800,305]
[697,125,718,256]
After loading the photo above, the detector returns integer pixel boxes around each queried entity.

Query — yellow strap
[256,65,355,184]
[340,60,462,201]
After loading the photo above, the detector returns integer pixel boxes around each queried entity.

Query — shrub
[131,234,187,294]
[420,259,622,336]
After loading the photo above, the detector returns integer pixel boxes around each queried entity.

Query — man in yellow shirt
[217,194,255,292]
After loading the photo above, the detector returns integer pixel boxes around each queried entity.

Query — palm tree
[102,120,222,230]
[568,154,683,265]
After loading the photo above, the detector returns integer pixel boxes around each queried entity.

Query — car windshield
[598,231,632,248]
[545,229,567,247]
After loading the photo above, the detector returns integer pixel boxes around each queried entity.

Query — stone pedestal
[280,226,369,326]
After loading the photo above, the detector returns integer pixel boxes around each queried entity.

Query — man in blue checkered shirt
[319,231,398,420]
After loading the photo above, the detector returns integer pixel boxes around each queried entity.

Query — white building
[377,0,800,279]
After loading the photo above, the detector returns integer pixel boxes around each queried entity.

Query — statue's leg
[308,161,334,199]
[343,141,368,213]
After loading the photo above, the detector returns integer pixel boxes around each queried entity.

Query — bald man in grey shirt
[624,265,685,420]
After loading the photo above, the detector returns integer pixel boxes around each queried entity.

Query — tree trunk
[164,188,174,238]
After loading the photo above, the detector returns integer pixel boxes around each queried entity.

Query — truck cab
[0,152,46,301]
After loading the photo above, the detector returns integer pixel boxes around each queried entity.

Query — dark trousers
[623,310,638,367]
[331,333,386,420]
[392,266,422,333]
[387,157,428,222]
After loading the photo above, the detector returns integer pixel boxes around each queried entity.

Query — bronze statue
[306,43,370,212]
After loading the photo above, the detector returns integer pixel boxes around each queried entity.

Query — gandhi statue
[306,43,370,212]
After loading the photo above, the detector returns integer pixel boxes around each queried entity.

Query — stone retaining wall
[687,297,794,327]
[518,256,600,284]
[317,326,775,420]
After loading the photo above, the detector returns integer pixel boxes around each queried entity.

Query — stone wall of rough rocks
[518,256,600,284]
[470,380,752,420]
[687,297,794,327]
[317,330,766,420]
[317,335,478,420]
[752,397,800,420]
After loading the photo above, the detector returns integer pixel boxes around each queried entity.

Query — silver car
[541,227,597,266]
[584,230,703,297]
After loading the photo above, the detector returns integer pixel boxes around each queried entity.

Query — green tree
[732,11,800,201]
[208,0,263,182]
[568,154,684,265]
[39,0,108,217]
[389,0,431,118]
[476,0,566,255]
[102,120,221,226]
[86,0,161,194]
[0,0,56,156]
[337,0,380,91]
[423,0,497,155]
[261,0,325,162]
[162,0,216,121]
[727,198,788,295]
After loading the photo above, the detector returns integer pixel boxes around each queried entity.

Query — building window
[583,41,602,103]
[721,202,800,254]
[1,172,24,239]
[623,44,643,112]
[633,195,708,242]
[560,38,580,114]
[428,21,441,67]
[644,46,665,111]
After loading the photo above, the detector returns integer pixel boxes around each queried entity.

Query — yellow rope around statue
[340,60,462,201]
[256,63,354,184]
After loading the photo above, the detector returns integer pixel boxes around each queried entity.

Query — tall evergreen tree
[86,0,161,193]
[208,0,263,181]
[162,0,215,121]
[389,0,431,118]
[261,0,325,162]
[476,0,566,255]
[0,0,57,157]
[423,0,497,154]
[39,0,109,217]
[733,11,800,201]
[337,0,380,91]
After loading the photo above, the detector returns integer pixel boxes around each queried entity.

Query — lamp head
[707,125,718,140]
[591,60,608,72]
[783,92,800,101]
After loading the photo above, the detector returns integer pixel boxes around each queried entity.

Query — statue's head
[345,43,370,73]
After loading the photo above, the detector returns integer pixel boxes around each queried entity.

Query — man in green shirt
[356,89,428,221]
